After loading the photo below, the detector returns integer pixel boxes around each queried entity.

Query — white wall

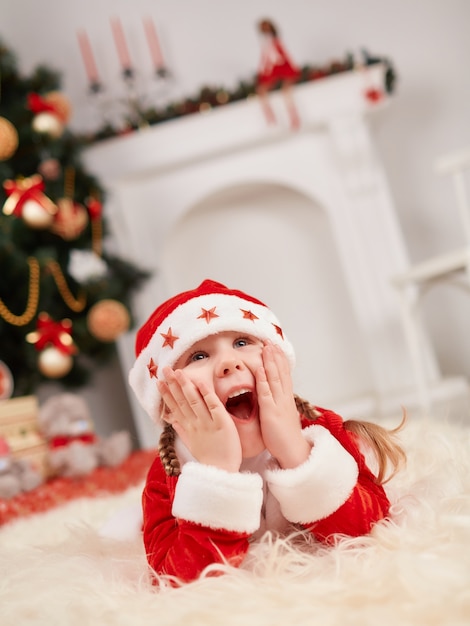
[2,0,470,436]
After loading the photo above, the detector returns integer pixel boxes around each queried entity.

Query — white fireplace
[84,64,468,447]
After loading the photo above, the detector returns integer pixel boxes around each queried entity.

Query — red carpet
[0,448,156,526]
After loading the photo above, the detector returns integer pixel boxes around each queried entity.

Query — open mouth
[225,389,255,421]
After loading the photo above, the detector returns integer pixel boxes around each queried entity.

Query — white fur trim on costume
[129,292,295,423]
[265,425,359,524]
[172,461,264,533]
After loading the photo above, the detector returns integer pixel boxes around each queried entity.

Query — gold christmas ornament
[87,299,130,342]
[21,199,55,229]
[0,117,19,161]
[43,91,72,125]
[50,197,89,240]
[37,346,73,378]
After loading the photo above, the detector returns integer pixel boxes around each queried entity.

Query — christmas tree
[0,39,148,397]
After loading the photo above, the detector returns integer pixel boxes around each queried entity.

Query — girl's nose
[215,350,243,377]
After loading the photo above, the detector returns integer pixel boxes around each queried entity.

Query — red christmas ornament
[0,360,14,399]
[2,174,57,221]
[85,196,103,221]
[26,312,77,356]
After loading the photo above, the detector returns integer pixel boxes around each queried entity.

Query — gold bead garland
[91,218,102,256]
[0,257,40,326]
[0,257,86,326]
[45,260,86,313]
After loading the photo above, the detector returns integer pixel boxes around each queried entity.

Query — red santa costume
[128,280,391,583]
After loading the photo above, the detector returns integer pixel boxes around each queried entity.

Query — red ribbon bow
[26,313,78,355]
[49,432,97,449]
[2,174,57,218]
[27,92,62,118]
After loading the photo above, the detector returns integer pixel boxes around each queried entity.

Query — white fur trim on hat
[129,290,295,423]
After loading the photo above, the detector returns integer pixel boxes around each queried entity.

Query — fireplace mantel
[84,64,467,447]
[87,63,390,182]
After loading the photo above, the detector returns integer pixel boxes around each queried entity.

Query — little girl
[129,279,405,583]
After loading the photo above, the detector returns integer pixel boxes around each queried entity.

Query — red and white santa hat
[128,279,295,423]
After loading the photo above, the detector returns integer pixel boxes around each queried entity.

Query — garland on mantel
[84,51,396,145]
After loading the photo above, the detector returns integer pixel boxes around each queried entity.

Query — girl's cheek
[188,373,212,392]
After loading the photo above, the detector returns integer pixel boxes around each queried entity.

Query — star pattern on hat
[147,358,158,379]
[272,324,284,339]
[160,327,179,349]
[241,309,258,321]
[197,307,219,324]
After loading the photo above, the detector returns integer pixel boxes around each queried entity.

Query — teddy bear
[0,436,43,499]
[38,392,133,478]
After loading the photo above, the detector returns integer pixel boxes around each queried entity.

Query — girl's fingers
[262,343,286,397]
[256,364,274,403]
[160,367,208,422]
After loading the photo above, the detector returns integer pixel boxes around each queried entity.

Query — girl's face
[173,331,265,458]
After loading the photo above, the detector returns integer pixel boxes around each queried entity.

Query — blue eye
[189,351,207,362]
[234,338,249,348]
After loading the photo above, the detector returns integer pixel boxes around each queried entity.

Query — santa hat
[128,279,295,423]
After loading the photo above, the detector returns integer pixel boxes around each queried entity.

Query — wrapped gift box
[0,395,49,478]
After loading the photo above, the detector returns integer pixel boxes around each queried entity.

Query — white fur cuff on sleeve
[265,425,359,524]
[172,462,263,533]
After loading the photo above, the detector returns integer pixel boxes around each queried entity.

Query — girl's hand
[256,343,312,469]
[158,367,242,473]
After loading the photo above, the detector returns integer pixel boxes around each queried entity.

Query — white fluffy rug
[1,416,470,626]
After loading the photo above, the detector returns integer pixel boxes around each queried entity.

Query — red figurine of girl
[256,19,301,129]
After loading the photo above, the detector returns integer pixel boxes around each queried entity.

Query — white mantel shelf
[85,64,389,182]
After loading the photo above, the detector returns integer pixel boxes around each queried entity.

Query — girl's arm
[265,412,390,541]
[142,456,262,583]
[257,346,390,540]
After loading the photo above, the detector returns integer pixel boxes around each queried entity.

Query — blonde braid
[294,394,322,420]
[158,422,181,476]
[295,393,406,485]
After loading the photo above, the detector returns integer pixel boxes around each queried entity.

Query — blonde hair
[158,395,406,483]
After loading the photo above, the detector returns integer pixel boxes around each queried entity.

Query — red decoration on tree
[84,196,103,255]
[27,92,71,123]
[27,92,71,138]
[26,313,77,356]
[2,174,57,219]
[28,93,60,117]
[85,196,103,221]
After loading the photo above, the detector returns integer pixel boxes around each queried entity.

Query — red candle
[111,17,132,70]
[77,30,100,84]
[143,17,165,70]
